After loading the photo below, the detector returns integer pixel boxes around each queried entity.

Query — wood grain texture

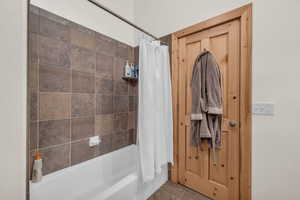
[170,4,252,200]
[239,5,252,200]
[178,37,187,184]
[179,20,240,200]
[174,4,251,38]
[171,34,179,183]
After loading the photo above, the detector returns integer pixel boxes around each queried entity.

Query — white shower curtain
[138,39,173,183]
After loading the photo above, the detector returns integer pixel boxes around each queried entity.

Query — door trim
[171,4,252,200]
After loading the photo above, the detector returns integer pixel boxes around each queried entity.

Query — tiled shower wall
[28,5,137,176]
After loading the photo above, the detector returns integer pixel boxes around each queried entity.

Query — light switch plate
[89,136,101,147]
[252,103,274,116]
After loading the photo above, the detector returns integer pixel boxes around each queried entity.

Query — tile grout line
[69,35,73,168]
[94,35,97,157]
[37,113,129,123]
[36,12,40,154]
[126,54,130,145]
[39,137,93,152]
[38,91,128,96]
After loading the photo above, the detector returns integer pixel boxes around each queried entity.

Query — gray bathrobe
[191,51,223,150]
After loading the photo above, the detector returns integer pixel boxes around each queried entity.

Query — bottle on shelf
[130,63,135,78]
[124,60,131,77]
[32,152,43,183]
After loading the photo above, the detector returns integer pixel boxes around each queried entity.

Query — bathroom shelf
[122,76,138,83]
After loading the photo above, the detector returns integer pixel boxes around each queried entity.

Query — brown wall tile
[71,45,96,73]
[30,91,38,121]
[114,80,128,95]
[134,46,139,66]
[114,96,129,113]
[113,58,126,80]
[72,71,95,94]
[116,43,130,60]
[96,95,113,114]
[71,139,97,165]
[98,135,112,156]
[95,114,114,136]
[128,129,136,144]
[96,78,113,95]
[39,119,70,148]
[129,84,138,96]
[71,94,95,117]
[134,113,137,130]
[96,53,113,79]
[28,61,38,90]
[40,144,70,175]
[39,8,70,26]
[95,33,117,56]
[38,35,70,68]
[29,122,38,150]
[29,33,38,64]
[128,112,136,130]
[112,131,128,151]
[39,93,71,120]
[125,131,132,146]
[39,15,70,42]
[39,66,71,92]
[129,96,136,111]
[129,47,135,64]
[114,113,128,132]
[71,117,95,141]
[70,23,95,50]
[29,6,39,34]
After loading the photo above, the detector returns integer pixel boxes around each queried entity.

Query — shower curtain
[138,38,173,182]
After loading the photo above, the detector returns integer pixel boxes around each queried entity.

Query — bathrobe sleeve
[191,56,203,120]
[206,54,223,115]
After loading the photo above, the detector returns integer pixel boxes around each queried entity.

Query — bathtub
[30,145,168,200]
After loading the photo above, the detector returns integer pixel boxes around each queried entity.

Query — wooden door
[178,19,240,200]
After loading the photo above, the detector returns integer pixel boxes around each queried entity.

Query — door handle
[229,121,238,127]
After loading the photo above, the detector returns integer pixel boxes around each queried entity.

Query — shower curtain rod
[87,0,168,45]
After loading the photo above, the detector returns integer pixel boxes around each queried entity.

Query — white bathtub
[30,145,168,200]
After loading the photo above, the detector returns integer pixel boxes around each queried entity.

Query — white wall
[134,0,300,200]
[134,0,250,38]
[252,1,300,199]
[31,0,136,46]
[0,0,28,200]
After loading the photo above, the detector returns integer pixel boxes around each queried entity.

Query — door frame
[170,4,252,200]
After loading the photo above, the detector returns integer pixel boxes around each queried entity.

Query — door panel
[178,19,240,200]
[185,42,204,177]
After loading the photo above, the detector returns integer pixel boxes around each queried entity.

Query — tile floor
[148,181,211,200]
